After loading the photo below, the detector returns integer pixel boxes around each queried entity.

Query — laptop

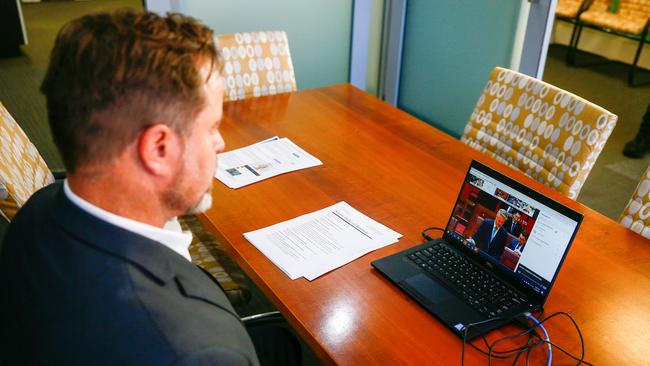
[371,160,583,339]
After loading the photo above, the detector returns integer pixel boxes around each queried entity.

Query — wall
[176,0,353,90]
[397,1,522,137]
[365,0,384,96]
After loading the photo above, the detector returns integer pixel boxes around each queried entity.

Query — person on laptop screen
[470,209,509,259]
[508,231,529,253]
[505,211,524,237]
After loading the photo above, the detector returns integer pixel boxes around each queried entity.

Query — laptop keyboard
[407,242,527,318]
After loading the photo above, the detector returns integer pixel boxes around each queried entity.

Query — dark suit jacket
[504,218,523,237]
[472,219,508,259]
[507,238,523,251]
[0,183,259,365]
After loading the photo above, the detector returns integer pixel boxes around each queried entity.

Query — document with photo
[215,137,322,189]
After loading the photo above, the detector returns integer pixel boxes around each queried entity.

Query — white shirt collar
[63,180,193,261]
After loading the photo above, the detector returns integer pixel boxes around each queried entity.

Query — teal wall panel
[398,1,521,137]
[179,0,353,90]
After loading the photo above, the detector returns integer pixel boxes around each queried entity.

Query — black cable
[481,311,592,366]
[461,311,534,365]
[421,227,444,241]
[512,334,537,366]
[468,334,541,359]
[462,316,508,365]
[538,312,591,365]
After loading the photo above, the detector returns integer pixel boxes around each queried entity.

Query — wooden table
[201,84,650,365]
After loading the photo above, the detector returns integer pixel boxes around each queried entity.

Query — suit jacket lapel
[51,183,240,320]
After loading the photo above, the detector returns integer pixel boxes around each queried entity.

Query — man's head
[41,10,222,172]
[495,209,507,228]
[513,212,521,223]
[518,232,529,245]
[41,10,225,218]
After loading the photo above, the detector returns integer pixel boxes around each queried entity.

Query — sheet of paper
[215,137,322,189]
[244,202,402,280]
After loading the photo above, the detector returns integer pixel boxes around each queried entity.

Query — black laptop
[372,160,582,339]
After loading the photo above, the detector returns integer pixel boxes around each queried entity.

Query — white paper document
[215,137,322,189]
[244,202,402,280]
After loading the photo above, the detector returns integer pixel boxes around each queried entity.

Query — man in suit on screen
[504,211,524,237]
[471,209,509,259]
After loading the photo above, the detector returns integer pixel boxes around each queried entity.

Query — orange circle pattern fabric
[461,67,617,199]
[620,165,650,238]
[217,31,297,102]
[0,102,54,221]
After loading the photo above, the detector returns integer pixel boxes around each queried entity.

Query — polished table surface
[201,84,650,365]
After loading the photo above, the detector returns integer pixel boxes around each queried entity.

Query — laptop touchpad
[401,273,453,305]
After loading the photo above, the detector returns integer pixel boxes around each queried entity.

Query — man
[508,231,529,253]
[504,211,523,237]
[623,103,650,158]
[0,10,299,365]
[471,209,509,259]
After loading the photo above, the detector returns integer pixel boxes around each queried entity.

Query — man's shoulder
[9,182,60,223]
[481,219,495,226]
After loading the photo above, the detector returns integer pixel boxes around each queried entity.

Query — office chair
[567,0,650,86]
[0,102,55,222]
[216,31,297,102]
[0,101,252,306]
[461,67,618,200]
[619,163,650,238]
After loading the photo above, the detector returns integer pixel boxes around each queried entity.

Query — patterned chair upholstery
[619,164,650,238]
[0,102,54,221]
[179,215,251,305]
[216,31,297,102]
[580,0,650,35]
[461,67,617,199]
[556,0,588,19]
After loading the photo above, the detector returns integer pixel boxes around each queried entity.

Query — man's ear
[137,124,182,177]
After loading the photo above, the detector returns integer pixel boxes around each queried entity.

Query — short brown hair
[41,9,221,172]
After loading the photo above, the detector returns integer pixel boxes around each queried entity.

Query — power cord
[421,227,444,241]
[525,313,551,366]
[462,311,592,365]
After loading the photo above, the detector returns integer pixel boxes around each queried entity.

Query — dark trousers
[640,104,650,134]
[247,324,302,366]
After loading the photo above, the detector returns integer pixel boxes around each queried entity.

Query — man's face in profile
[166,62,225,215]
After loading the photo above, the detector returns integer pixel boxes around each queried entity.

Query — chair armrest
[241,311,283,327]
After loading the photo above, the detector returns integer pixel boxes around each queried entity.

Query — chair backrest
[216,31,297,102]
[0,102,54,221]
[556,0,588,18]
[580,0,650,34]
[461,67,617,199]
[619,164,650,238]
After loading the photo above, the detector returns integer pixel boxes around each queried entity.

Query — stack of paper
[244,202,402,280]
[215,136,322,189]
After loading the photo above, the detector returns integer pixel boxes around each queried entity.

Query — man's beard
[186,190,213,214]
[163,161,214,216]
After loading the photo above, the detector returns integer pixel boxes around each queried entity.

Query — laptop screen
[444,161,582,299]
